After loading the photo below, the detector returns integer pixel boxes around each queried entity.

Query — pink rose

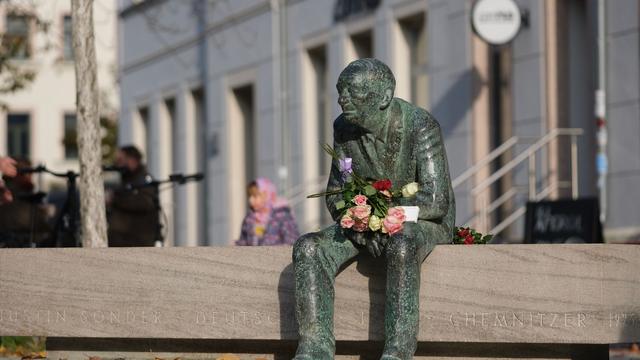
[350,205,371,221]
[383,207,406,235]
[387,207,406,222]
[340,215,355,229]
[353,194,368,206]
[353,220,369,232]
[383,217,403,235]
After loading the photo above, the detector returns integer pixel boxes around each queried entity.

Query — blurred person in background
[236,177,299,246]
[107,145,159,247]
[0,158,52,247]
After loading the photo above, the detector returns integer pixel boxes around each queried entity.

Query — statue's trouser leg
[292,225,359,360]
[382,222,448,360]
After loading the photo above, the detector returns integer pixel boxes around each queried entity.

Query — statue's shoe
[292,348,333,360]
[292,354,331,360]
[291,356,312,360]
[380,355,403,360]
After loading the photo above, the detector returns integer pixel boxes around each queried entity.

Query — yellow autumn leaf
[217,354,240,360]
[15,345,26,356]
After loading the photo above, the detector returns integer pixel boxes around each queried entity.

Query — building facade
[118,0,640,246]
[0,0,119,188]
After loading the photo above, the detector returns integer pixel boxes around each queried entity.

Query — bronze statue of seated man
[292,58,456,360]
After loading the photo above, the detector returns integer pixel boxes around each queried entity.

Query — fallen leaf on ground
[217,354,240,360]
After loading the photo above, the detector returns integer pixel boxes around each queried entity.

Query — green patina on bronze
[292,58,456,360]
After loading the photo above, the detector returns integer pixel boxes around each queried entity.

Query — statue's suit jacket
[326,98,456,240]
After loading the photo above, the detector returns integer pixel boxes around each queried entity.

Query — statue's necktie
[361,133,386,179]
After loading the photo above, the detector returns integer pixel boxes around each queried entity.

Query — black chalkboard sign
[524,198,603,244]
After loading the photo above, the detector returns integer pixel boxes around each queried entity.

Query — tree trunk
[71,0,107,248]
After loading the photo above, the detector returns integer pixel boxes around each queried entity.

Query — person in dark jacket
[107,145,159,247]
[236,177,299,246]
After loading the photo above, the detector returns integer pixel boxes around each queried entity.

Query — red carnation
[458,228,470,238]
[373,179,392,191]
[464,235,474,245]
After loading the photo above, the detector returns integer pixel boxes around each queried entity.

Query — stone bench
[1,244,639,359]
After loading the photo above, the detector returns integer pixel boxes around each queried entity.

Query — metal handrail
[452,136,520,189]
[478,128,583,237]
[487,181,561,236]
[471,128,583,197]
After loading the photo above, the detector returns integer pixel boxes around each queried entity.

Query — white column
[153,96,175,247]
[117,104,133,146]
[176,86,200,247]
[375,6,393,66]
[226,86,247,246]
[331,25,347,118]
[0,110,7,154]
[300,47,320,231]
[148,96,162,178]
[390,16,411,102]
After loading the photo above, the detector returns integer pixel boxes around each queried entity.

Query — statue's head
[336,58,395,126]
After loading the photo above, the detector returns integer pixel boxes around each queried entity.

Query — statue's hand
[342,228,367,246]
[366,232,388,258]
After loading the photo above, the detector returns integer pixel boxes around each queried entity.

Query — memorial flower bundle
[454,226,493,245]
[308,144,419,236]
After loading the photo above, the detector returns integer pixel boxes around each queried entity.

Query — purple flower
[339,157,353,182]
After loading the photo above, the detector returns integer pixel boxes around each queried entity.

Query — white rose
[401,182,419,197]
[368,214,382,232]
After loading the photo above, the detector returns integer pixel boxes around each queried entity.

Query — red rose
[458,229,470,238]
[373,179,392,191]
[464,235,474,245]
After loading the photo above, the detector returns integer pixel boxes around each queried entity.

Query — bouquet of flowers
[308,144,419,236]
[453,226,493,245]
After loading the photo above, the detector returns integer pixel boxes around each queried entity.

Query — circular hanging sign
[471,0,522,45]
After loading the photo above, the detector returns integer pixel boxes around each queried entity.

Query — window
[308,46,331,176]
[232,85,256,184]
[228,83,256,242]
[350,30,373,60]
[7,114,30,158]
[63,15,73,60]
[4,14,31,59]
[399,13,428,109]
[308,45,333,227]
[63,113,78,159]
[191,89,207,244]
[334,0,381,21]
[162,98,176,246]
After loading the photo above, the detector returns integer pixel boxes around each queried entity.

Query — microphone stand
[40,167,80,247]
[126,173,204,247]
[25,192,47,248]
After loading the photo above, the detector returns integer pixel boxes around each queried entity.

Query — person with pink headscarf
[236,177,300,246]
